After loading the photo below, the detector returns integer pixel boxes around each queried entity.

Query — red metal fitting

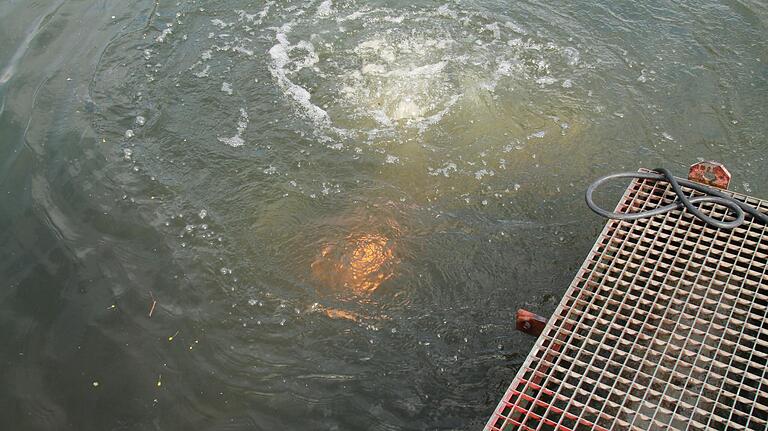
[688,161,731,189]
[516,309,548,337]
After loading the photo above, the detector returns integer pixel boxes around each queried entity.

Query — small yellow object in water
[92,381,99,387]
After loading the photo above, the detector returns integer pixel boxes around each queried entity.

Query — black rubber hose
[586,168,768,229]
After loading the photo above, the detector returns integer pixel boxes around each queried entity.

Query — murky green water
[1,0,766,429]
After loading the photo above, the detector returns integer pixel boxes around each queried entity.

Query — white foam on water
[264,165,278,175]
[336,10,371,23]
[211,19,232,29]
[156,24,174,43]
[484,23,502,39]
[428,162,458,178]
[335,35,466,128]
[436,4,458,19]
[262,3,586,152]
[129,2,592,192]
[194,65,210,78]
[383,15,404,24]
[503,20,528,35]
[474,169,495,180]
[316,0,333,17]
[563,47,580,66]
[236,1,274,26]
[218,108,249,147]
[232,45,254,56]
[236,10,258,23]
[535,76,557,85]
[268,26,334,129]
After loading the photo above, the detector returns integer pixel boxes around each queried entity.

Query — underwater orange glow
[311,232,396,294]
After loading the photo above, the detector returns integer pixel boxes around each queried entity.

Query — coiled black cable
[586,168,768,229]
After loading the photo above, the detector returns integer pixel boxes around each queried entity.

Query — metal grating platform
[486,170,768,431]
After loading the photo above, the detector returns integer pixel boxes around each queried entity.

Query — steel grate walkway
[486,170,768,431]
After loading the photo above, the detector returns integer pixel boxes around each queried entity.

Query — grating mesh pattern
[486,170,768,431]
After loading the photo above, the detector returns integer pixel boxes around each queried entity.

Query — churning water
[0,0,766,429]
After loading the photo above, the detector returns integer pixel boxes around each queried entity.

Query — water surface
[0,0,766,429]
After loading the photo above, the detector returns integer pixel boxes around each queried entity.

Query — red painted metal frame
[688,161,731,190]
[485,168,768,431]
[516,309,548,337]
